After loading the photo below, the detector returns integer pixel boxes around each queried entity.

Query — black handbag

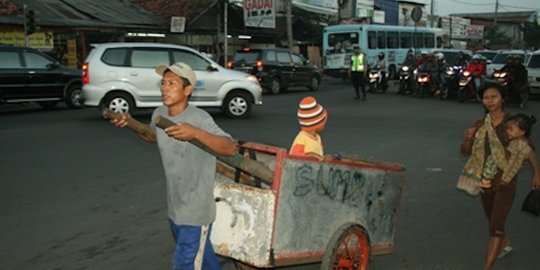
[521,189,540,217]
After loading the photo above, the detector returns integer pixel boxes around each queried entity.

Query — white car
[486,49,529,78]
[527,50,540,95]
[82,42,263,118]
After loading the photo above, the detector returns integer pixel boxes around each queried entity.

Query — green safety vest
[351,54,365,72]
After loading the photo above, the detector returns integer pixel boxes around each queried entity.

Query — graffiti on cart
[293,163,389,209]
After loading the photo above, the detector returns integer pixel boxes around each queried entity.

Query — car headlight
[246,75,259,84]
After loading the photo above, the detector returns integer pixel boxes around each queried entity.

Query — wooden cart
[211,142,405,269]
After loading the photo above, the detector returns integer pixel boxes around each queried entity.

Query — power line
[447,0,494,6]
[500,3,540,10]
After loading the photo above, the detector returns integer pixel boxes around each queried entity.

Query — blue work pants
[169,220,221,270]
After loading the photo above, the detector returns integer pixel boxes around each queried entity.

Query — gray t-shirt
[150,105,231,226]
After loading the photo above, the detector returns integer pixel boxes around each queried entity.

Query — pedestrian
[110,62,236,270]
[349,45,367,100]
[289,96,331,161]
[459,83,540,270]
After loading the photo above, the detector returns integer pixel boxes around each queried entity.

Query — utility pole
[286,0,293,49]
[430,0,434,27]
[224,0,228,66]
[23,4,28,47]
[494,0,499,25]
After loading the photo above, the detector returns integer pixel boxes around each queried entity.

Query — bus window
[414,32,424,48]
[387,32,398,48]
[377,31,386,48]
[425,33,435,48]
[436,36,443,48]
[328,33,356,53]
[368,31,377,49]
[400,32,412,48]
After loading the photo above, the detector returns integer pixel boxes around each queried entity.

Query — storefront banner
[244,0,275,28]
[0,31,54,49]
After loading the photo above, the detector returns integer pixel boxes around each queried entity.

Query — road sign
[411,6,422,23]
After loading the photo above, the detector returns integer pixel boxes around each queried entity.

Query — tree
[0,0,19,15]
[521,23,540,50]
[484,24,511,49]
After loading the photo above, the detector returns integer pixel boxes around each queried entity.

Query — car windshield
[233,52,259,64]
[492,53,524,64]
[477,52,497,61]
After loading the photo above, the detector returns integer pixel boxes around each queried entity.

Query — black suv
[0,45,83,109]
[228,48,321,94]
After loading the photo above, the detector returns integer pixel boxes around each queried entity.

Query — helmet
[472,54,481,60]
[378,52,385,59]
[435,52,445,60]
[421,50,428,55]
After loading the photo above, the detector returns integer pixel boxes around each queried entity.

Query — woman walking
[459,83,540,270]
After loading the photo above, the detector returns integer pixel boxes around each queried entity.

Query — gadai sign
[244,0,275,28]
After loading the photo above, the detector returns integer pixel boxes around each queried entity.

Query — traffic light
[25,9,36,35]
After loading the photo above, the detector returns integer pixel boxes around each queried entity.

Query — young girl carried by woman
[481,113,537,188]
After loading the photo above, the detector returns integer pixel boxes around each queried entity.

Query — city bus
[322,24,444,79]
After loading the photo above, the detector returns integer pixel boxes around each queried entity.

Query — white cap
[155,62,196,87]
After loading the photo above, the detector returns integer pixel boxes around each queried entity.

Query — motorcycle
[398,65,414,95]
[492,69,509,86]
[493,69,530,108]
[368,67,388,93]
[415,69,433,99]
[457,70,479,103]
[439,65,462,100]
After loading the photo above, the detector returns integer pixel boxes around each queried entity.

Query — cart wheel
[321,224,370,270]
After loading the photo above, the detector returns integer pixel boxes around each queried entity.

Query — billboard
[0,31,54,49]
[244,0,275,28]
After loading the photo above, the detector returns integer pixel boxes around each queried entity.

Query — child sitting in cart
[289,96,331,161]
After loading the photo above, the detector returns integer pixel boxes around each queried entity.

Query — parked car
[0,45,83,109]
[527,50,540,95]
[82,42,263,118]
[474,49,497,64]
[487,49,530,77]
[227,47,321,95]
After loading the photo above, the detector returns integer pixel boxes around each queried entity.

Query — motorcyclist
[465,54,486,92]
[402,53,416,67]
[416,50,428,67]
[399,53,416,94]
[372,52,388,88]
[434,52,448,90]
[453,51,467,67]
[511,55,529,107]
[500,54,515,73]
[414,53,436,96]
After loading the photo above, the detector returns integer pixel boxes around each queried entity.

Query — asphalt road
[2,79,540,270]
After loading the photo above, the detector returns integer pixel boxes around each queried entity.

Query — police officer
[348,45,368,100]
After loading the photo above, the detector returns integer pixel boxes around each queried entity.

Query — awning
[292,2,337,16]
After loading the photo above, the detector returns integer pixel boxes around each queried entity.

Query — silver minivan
[527,50,540,95]
[82,42,263,118]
